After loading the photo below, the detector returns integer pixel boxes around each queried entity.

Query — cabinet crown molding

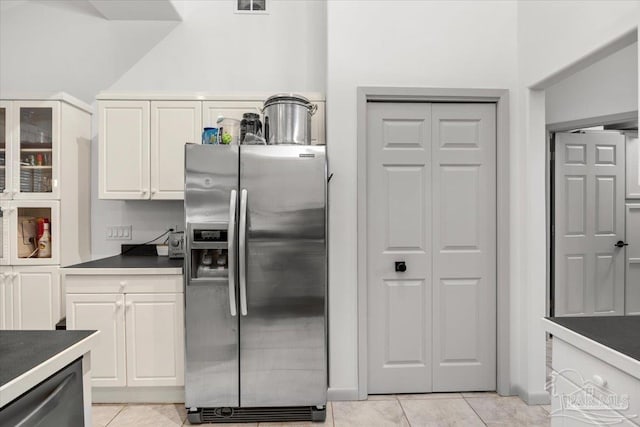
[1,93,92,114]
[96,92,326,102]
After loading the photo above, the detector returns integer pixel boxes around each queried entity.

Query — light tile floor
[93,393,551,426]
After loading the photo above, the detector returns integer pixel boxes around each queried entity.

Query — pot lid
[264,93,311,106]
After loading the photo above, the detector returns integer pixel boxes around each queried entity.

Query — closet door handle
[395,261,407,272]
[614,241,629,248]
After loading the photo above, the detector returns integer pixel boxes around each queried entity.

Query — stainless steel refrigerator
[184,144,327,424]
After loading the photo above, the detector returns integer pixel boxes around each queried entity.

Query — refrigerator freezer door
[239,145,327,407]
[185,144,240,408]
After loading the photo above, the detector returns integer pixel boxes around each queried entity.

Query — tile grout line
[462,397,488,427]
[330,400,335,427]
[103,403,128,427]
[396,395,413,426]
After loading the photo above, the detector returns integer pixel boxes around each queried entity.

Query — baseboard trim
[327,387,359,401]
[512,385,550,405]
[92,386,185,403]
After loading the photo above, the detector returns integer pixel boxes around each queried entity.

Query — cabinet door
[202,101,262,128]
[67,293,126,387]
[0,202,9,265]
[0,101,13,200]
[627,132,640,199]
[12,101,60,200]
[125,293,185,387]
[311,102,325,145]
[150,101,202,200]
[0,267,13,329]
[550,373,637,427]
[9,200,60,265]
[626,204,640,315]
[99,101,150,199]
[12,266,60,329]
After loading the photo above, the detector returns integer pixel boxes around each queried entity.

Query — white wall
[0,0,178,104]
[516,0,639,403]
[109,0,326,93]
[1,0,327,259]
[325,0,519,397]
[545,43,638,125]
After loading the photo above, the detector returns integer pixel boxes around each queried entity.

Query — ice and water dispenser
[188,223,230,281]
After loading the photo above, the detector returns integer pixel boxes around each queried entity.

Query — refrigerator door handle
[239,188,248,316]
[228,189,238,317]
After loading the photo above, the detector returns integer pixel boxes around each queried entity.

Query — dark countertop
[547,316,640,362]
[65,254,183,270]
[0,330,95,388]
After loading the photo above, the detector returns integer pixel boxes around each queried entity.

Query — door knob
[395,261,407,272]
[614,241,629,248]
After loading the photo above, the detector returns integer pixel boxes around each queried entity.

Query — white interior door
[554,131,625,316]
[366,102,496,394]
[431,103,496,392]
[367,102,433,394]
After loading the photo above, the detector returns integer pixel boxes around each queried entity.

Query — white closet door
[431,103,496,392]
[367,102,433,393]
[554,132,625,316]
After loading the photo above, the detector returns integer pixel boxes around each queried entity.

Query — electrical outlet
[106,225,132,240]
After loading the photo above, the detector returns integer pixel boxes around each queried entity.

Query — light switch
[106,225,132,240]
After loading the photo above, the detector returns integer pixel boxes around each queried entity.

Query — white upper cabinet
[99,100,150,199]
[99,94,326,200]
[202,101,262,127]
[0,101,61,200]
[150,101,202,200]
[100,100,200,200]
[311,102,325,146]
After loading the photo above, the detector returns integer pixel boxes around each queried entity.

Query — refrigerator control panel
[193,229,227,242]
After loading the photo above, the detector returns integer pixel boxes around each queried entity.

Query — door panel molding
[356,87,511,399]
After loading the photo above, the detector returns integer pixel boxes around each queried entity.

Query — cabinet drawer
[550,373,637,426]
[553,338,640,424]
[65,274,182,294]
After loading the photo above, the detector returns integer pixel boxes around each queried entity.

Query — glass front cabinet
[0,101,60,200]
[0,201,60,265]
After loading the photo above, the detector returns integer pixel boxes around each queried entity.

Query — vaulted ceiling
[88,0,183,21]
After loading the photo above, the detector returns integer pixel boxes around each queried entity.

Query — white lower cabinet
[66,293,126,387]
[626,204,640,315]
[65,274,184,389]
[552,338,640,426]
[0,266,60,329]
[125,293,185,387]
[551,373,637,426]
